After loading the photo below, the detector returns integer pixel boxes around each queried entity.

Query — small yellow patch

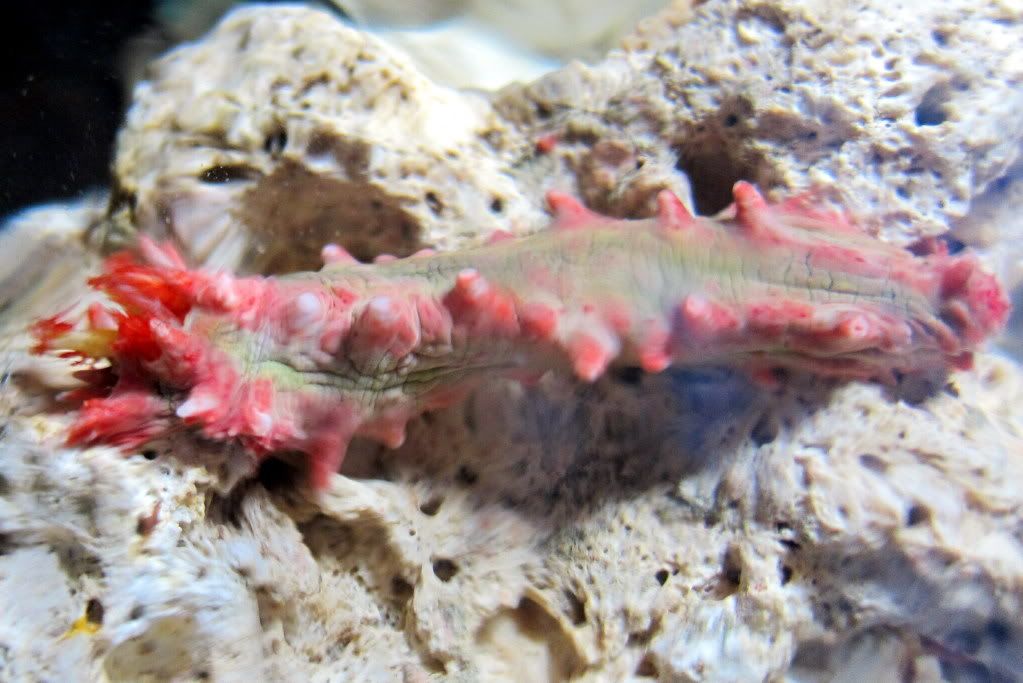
[59,329,117,359]
[61,598,104,639]
[62,614,101,639]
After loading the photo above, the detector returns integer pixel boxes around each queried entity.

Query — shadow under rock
[363,359,958,530]
[382,367,821,526]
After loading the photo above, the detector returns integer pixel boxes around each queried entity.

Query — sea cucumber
[32,183,1009,487]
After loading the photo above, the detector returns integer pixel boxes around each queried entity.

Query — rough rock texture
[104,0,1023,326]
[3,1,1023,681]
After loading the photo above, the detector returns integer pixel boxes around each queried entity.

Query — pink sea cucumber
[32,182,1009,487]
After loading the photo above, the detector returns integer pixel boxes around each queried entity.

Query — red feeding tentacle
[66,376,169,450]
[29,314,75,355]
[89,255,193,322]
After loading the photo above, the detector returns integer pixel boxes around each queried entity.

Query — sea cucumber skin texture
[33,183,1008,487]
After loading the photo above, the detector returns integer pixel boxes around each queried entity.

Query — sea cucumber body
[33,183,1009,487]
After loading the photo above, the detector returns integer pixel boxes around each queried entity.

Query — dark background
[1,2,158,219]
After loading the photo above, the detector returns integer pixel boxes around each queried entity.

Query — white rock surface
[2,1,1022,681]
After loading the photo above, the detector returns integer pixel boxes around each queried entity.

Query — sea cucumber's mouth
[27,239,447,487]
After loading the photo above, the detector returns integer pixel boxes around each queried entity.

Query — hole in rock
[906,504,931,527]
[425,191,443,215]
[636,654,658,677]
[564,589,587,626]
[456,466,478,486]
[432,558,458,582]
[86,597,105,625]
[198,165,261,184]
[915,84,950,126]
[239,162,423,273]
[675,123,772,215]
[263,128,288,157]
[419,496,443,516]
[750,414,777,446]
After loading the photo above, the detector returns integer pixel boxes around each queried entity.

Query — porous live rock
[106,5,539,274]
[1,0,1022,681]
[108,1,1023,296]
[501,0,1023,243]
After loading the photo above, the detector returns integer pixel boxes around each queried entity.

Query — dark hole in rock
[391,576,414,601]
[257,456,302,493]
[207,491,246,529]
[906,504,930,526]
[942,236,966,254]
[655,569,669,585]
[86,597,105,625]
[564,589,586,625]
[419,496,442,516]
[489,196,504,213]
[676,132,770,215]
[432,558,458,582]
[129,605,145,620]
[612,365,644,385]
[456,466,478,486]
[780,565,793,585]
[714,547,744,599]
[915,85,950,126]
[859,453,887,472]
[985,620,1010,644]
[142,449,158,461]
[425,191,443,215]
[239,162,423,273]
[635,654,658,677]
[263,128,288,157]
[750,414,777,446]
[199,165,261,184]
[780,538,801,551]
[107,186,138,219]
